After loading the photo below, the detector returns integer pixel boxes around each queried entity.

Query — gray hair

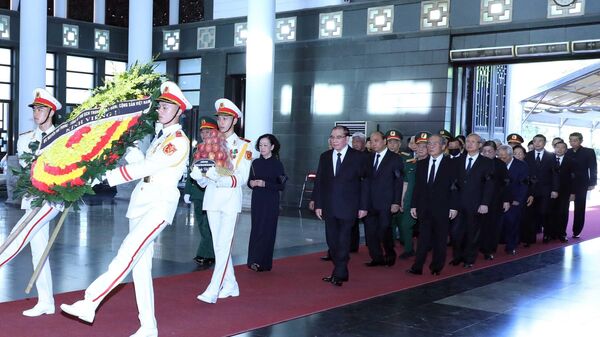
[352,132,366,141]
[498,144,513,156]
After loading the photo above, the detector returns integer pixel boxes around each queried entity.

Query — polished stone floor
[1,194,600,337]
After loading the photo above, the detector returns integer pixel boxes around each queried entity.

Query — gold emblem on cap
[512,135,517,140]
[391,131,396,136]
[421,133,427,138]
[220,102,224,108]
[163,86,170,93]
[35,91,41,98]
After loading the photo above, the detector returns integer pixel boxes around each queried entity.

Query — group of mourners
[311,127,596,286]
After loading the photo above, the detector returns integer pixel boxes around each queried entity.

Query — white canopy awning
[521,62,600,129]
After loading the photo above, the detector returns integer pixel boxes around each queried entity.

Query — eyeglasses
[329,135,346,140]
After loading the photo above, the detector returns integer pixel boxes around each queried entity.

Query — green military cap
[199,116,218,129]
[455,134,466,146]
[438,129,453,140]
[506,133,524,145]
[415,131,431,144]
[385,129,403,141]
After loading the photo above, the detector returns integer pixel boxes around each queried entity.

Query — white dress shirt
[332,145,349,176]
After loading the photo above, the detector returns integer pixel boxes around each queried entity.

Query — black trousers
[572,187,589,236]
[502,204,523,252]
[451,210,483,264]
[350,219,361,252]
[412,213,449,273]
[364,209,395,262]
[522,194,550,244]
[480,204,503,255]
[550,193,571,238]
[324,215,354,280]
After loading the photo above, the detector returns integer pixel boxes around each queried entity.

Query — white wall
[213,0,346,19]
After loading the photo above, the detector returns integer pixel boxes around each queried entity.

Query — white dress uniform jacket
[16,126,61,210]
[202,132,252,213]
[106,124,189,223]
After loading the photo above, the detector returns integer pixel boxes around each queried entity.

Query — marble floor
[1,194,600,337]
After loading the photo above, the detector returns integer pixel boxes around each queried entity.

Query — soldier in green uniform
[184,116,218,267]
[386,130,403,241]
[398,132,430,258]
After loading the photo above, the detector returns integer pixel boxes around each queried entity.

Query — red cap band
[159,92,187,111]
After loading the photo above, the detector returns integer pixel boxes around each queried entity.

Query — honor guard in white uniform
[190,98,253,304]
[61,82,191,337]
[0,88,63,317]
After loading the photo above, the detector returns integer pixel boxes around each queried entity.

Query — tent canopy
[521,62,600,129]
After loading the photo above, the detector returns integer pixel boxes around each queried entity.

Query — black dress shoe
[320,255,332,261]
[463,263,474,268]
[523,243,530,248]
[365,260,384,267]
[484,254,494,261]
[543,236,550,243]
[406,268,423,275]
[449,259,462,266]
[506,249,516,256]
[322,276,334,282]
[559,236,568,243]
[430,270,441,276]
[330,276,344,286]
[249,263,263,272]
[194,256,215,265]
[399,251,415,259]
[385,256,396,267]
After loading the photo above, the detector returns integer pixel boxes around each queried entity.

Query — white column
[128,0,153,66]
[169,0,179,25]
[54,0,67,18]
[94,0,106,24]
[244,0,275,141]
[10,0,19,11]
[18,0,47,133]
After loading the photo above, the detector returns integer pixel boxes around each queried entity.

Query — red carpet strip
[1,207,599,337]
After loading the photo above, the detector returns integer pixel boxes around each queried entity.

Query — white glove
[206,166,220,181]
[183,194,191,204]
[124,147,145,164]
[190,166,204,181]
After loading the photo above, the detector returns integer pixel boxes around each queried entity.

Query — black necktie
[556,156,560,167]
[428,159,436,185]
[373,153,380,172]
[335,152,342,176]
[536,152,541,164]
[466,157,473,174]
[41,132,46,138]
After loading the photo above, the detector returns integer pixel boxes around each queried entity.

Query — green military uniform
[185,116,218,263]
[398,152,417,255]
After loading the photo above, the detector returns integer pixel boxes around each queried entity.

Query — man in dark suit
[498,145,529,255]
[550,141,576,242]
[523,134,559,244]
[450,133,494,268]
[364,131,404,267]
[566,132,597,238]
[313,126,369,286]
[350,132,369,252]
[407,133,458,276]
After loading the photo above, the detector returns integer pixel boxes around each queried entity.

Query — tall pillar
[18,0,47,133]
[128,0,153,66]
[244,0,275,141]
[94,0,106,24]
[10,0,19,11]
[54,0,67,18]
[169,0,179,25]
